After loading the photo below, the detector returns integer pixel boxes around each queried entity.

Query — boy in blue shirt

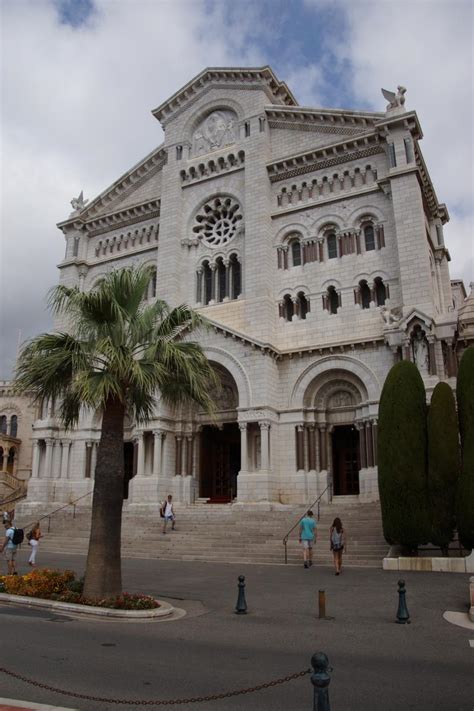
[299,510,317,569]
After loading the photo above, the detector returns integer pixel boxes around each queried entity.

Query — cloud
[1,0,472,379]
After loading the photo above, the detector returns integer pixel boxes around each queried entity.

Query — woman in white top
[27,522,42,566]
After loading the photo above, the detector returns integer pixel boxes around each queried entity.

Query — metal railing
[23,490,93,534]
[282,486,331,564]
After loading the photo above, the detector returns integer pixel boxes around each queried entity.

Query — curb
[0,593,174,619]
[0,698,79,710]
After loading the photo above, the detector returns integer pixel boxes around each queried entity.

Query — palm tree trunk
[83,397,125,598]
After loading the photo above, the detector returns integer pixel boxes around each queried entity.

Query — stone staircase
[28,500,387,567]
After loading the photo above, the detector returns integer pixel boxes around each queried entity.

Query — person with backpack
[27,522,42,567]
[330,517,345,575]
[0,520,23,575]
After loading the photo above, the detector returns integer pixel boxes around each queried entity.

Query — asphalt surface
[0,551,472,711]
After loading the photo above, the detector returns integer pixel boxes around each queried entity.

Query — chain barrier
[0,666,310,706]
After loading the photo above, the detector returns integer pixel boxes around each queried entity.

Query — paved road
[0,552,472,711]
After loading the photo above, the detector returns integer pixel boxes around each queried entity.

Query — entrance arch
[198,363,240,502]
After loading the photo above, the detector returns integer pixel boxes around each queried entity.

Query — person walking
[161,495,176,534]
[0,520,19,575]
[27,522,42,567]
[330,517,345,575]
[299,510,317,569]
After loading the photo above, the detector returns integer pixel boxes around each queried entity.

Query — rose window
[193,197,243,248]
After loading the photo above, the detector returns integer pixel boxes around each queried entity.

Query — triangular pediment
[58,145,166,230]
[152,67,297,127]
[399,308,434,331]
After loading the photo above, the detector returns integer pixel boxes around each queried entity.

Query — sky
[1,0,473,378]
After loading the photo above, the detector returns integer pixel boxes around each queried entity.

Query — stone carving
[381,86,407,111]
[70,191,88,212]
[411,327,429,375]
[193,110,236,157]
[380,306,401,327]
[328,391,354,408]
[212,384,237,410]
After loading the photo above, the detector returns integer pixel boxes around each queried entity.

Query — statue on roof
[70,191,88,212]
[381,86,407,112]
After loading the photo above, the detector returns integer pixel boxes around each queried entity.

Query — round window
[193,197,243,247]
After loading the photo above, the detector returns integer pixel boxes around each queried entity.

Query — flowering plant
[0,569,159,609]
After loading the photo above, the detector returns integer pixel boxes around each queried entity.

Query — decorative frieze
[267,134,383,183]
[276,164,378,209]
[94,223,159,258]
[180,151,245,187]
[84,200,161,237]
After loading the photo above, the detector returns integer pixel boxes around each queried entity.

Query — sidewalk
[0,700,78,711]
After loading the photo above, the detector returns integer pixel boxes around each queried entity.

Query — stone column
[239,423,248,472]
[224,258,230,300]
[136,434,145,477]
[30,440,40,479]
[175,436,182,476]
[315,427,321,472]
[186,436,193,477]
[196,268,203,305]
[192,428,200,479]
[259,422,270,471]
[319,427,327,470]
[181,436,188,476]
[428,338,437,375]
[153,430,164,477]
[307,425,316,470]
[365,422,374,467]
[44,438,54,478]
[372,421,378,466]
[61,440,71,479]
[210,264,217,303]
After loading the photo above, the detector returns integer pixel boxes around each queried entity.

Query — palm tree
[15,265,217,598]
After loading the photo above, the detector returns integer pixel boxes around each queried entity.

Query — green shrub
[427,382,460,551]
[378,361,430,549]
[456,347,474,550]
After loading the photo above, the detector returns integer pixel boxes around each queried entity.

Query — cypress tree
[456,347,474,550]
[378,361,430,550]
[427,382,460,553]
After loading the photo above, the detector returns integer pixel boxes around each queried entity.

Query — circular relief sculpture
[193,197,243,248]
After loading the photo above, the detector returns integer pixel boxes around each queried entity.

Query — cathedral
[18,67,472,513]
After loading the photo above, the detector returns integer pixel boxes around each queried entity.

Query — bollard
[396,579,410,624]
[235,575,248,615]
[311,652,332,711]
[318,590,326,619]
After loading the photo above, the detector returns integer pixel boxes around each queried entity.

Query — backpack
[10,527,24,546]
[159,504,165,519]
[26,530,33,542]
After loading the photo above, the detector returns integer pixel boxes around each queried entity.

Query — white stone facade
[22,67,463,511]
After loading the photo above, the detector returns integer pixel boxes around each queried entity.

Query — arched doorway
[198,364,240,502]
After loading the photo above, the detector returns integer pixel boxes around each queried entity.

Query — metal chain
[0,666,310,705]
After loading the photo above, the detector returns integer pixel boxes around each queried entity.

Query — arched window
[230,254,241,300]
[298,292,309,320]
[203,261,212,305]
[364,224,375,251]
[9,416,18,438]
[283,294,294,321]
[217,258,226,302]
[326,286,339,315]
[147,268,157,300]
[374,277,387,306]
[0,447,3,469]
[0,415,6,434]
[327,232,338,259]
[291,239,302,267]
[7,447,15,473]
[360,280,371,309]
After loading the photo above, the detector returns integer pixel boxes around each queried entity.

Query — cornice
[152,67,297,126]
[202,317,386,360]
[59,199,161,237]
[57,146,167,231]
[374,111,422,141]
[413,142,448,223]
[266,133,384,183]
[265,105,383,134]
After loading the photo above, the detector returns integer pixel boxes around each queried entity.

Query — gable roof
[152,67,297,127]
